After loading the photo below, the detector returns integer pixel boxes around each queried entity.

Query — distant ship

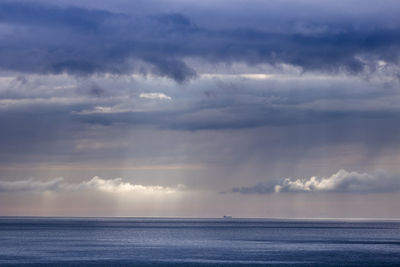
[223,216,232,219]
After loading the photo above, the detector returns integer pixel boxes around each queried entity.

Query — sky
[1,0,400,218]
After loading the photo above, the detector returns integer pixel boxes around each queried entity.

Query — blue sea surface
[0,217,399,266]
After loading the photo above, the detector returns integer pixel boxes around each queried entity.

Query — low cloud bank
[0,176,184,194]
[232,169,400,194]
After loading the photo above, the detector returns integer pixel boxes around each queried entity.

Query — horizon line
[0,215,399,221]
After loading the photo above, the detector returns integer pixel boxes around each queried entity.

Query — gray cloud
[232,170,400,194]
[1,1,400,81]
[1,73,400,170]
[0,177,64,192]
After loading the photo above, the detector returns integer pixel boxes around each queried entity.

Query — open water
[0,217,399,266]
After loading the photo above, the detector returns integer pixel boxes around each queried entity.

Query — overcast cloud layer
[1,0,400,81]
[1,0,400,217]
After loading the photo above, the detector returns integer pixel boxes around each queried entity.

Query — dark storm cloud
[1,0,400,170]
[0,1,112,31]
[0,1,197,81]
[1,1,400,81]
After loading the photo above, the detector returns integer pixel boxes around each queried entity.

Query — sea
[0,217,399,266]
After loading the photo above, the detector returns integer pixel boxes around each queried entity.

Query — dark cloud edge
[0,1,400,82]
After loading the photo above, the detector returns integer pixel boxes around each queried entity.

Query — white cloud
[0,177,185,194]
[139,92,172,100]
[232,169,400,194]
[274,169,395,193]
[77,177,184,194]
